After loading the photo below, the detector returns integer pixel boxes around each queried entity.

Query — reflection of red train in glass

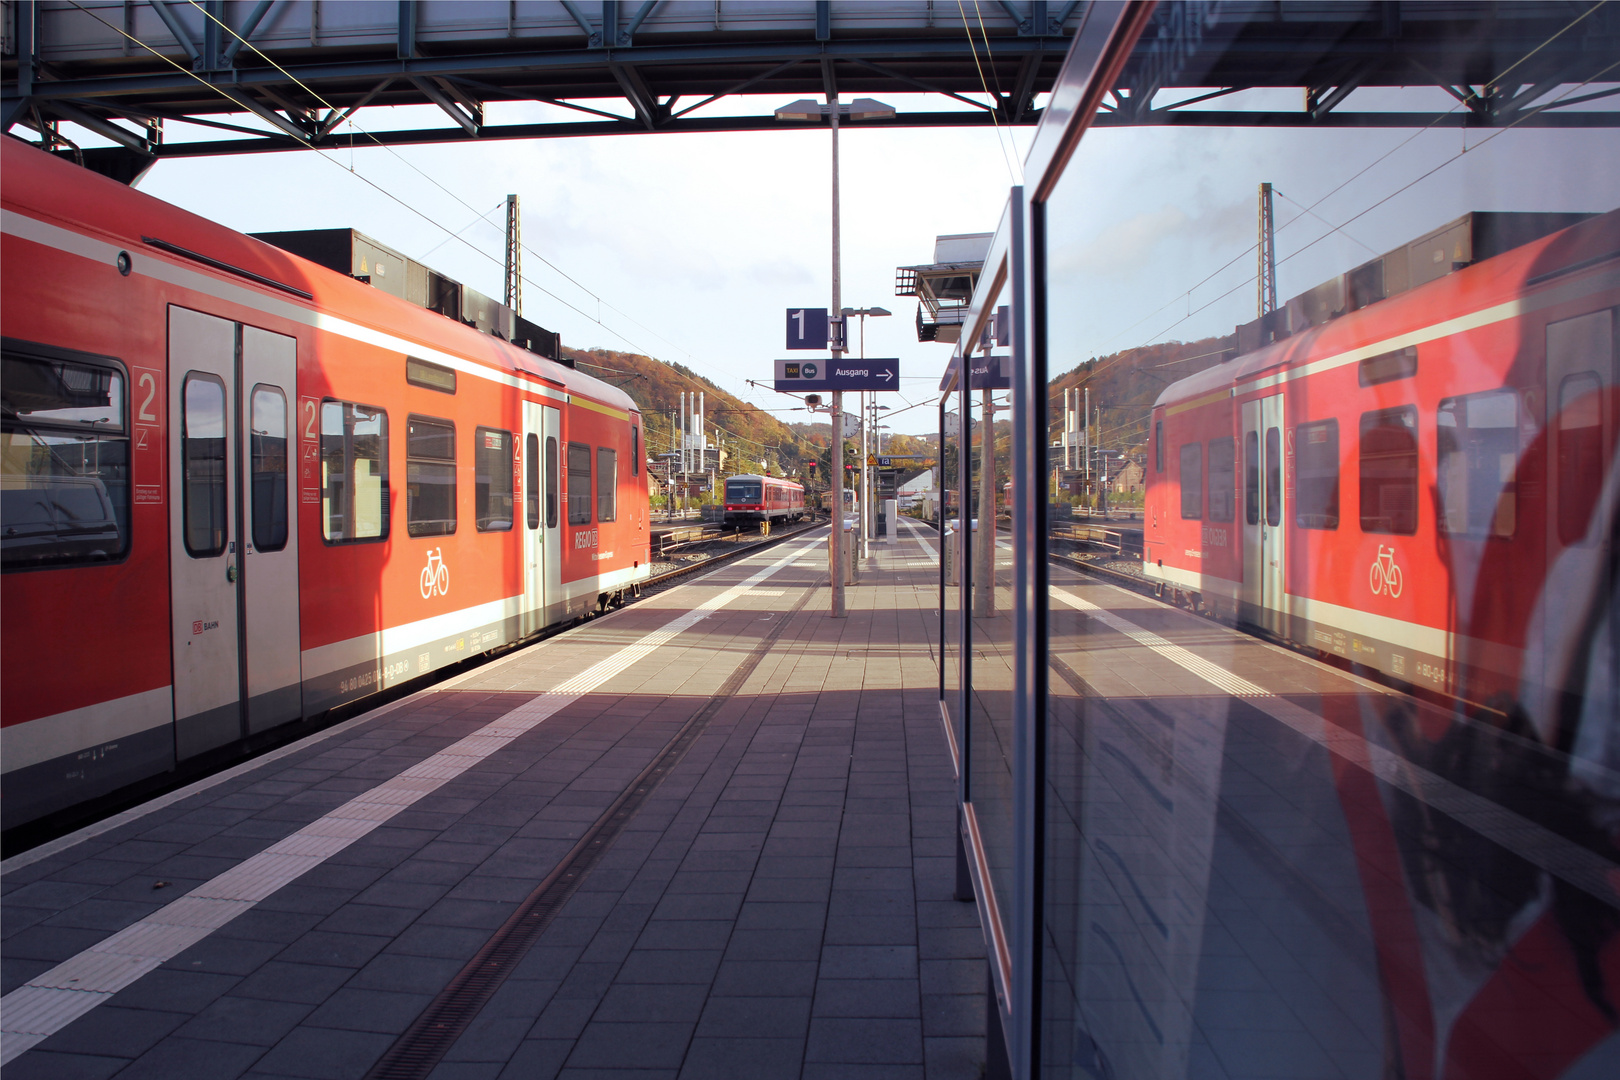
[1144,209,1620,1078]
[2,143,651,827]
[1145,208,1617,710]
[723,473,805,528]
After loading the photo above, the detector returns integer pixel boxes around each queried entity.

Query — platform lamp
[776,95,895,616]
[843,305,891,555]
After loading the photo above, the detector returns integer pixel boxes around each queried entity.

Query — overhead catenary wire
[61,0,771,413]
[957,0,1022,184]
[1082,1,1613,369]
[1081,56,1619,388]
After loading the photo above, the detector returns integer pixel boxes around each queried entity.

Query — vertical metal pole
[1083,386,1090,500]
[504,194,522,315]
[829,93,846,617]
[1258,181,1277,317]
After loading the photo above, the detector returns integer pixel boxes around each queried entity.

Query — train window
[475,427,513,532]
[405,356,455,394]
[1294,420,1340,530]
[1358,346,1418,387]
[596,447,617,522]
[1244,431,1259,525]
[1207,437,1235,523]
[546,437,559,528]
[320,400,388,542]
[632,427,640,476]
[1438,390,1519,539]
[1359,406,1419,535]
[1558,373,1604,545]
[406,416,456,537]
[1154,420,1164,472]
[1179,442,1202,520]
[567,441,592,525]
[1,347,130,570]
[183,374,228,558]
[250,385,289,552]
[1265,428,1282,528]
[526,433,540,529]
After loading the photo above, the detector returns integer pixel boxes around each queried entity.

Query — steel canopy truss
[3,0,1079,164]
[3,1,1617,175]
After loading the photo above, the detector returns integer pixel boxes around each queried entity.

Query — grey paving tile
[230,961,354,1005]
[34,1003,189,1059]
[819,944,919,981]
[249,1026,394,1079]
[0,1049,127,1080]
[567,1021,693,1069]
[814,979,921,1019]
[696,996,811,1039]
[679,1036,803,1080]
[112,1035,267,1080]
[177,996,315,1046]
[497,1038,572,1080]
[114,968,242,1014]
[305,986,435,1033]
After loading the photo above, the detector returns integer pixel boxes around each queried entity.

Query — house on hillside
[1112,459,1144,495]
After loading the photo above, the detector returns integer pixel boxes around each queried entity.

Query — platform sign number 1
[785,307,829,351]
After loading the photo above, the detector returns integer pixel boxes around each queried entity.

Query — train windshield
[726,478,762,503]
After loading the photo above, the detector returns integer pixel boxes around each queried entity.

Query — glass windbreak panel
[182,374,227,557]
[727,478,763,503]
[942,402,962,752]
[526,433,540,529]
[1038,9,1619,1078]
[320,400,387,542]
[968,376,1017,928]
[1,350,130,568]
[567,441,591,524]
[476,427,513,532]
[406,417,455,537]
[250,385,288,551]
[1438,389,1521,539]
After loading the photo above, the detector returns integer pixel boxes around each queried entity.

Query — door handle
[226,562,238,583]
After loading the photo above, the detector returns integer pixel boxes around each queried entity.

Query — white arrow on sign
[878,368,894,383]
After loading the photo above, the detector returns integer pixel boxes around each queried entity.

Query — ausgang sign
[775,358,900,392]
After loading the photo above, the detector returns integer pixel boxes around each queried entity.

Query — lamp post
[842,305,891,555]
[776,96,894,616]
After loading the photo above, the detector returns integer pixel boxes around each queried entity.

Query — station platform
[1,521,983,1080]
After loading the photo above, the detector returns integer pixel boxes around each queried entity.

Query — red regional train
[1,142,651,828]
[723,473,805,529]
[1144,208,1617,717]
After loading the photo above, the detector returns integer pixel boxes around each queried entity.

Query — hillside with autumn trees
[1047,333,1237,457]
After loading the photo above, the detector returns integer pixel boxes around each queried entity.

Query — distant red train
[1,142,651,827]
[723,473,805,529]
[1144,208,1618,715]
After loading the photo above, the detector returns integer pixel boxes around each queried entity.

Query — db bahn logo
[420,547,450,599]
[1369,545,1403,598]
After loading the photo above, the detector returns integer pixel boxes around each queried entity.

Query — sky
[53,73,1620,441]
[127,93,1026,437]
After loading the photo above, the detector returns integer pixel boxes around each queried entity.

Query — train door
[168,307,301,759]
[241,327,300,733]
[522,401,562,634]
[1241,394,1286,634]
